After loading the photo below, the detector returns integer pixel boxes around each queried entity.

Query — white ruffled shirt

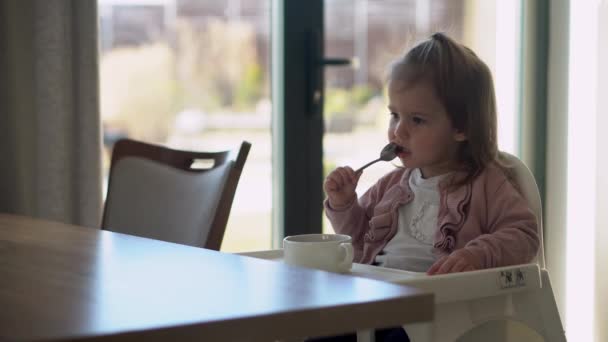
[374,168,447,272]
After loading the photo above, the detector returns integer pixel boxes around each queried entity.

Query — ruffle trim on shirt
[434,181,472,252]
[409,201,436,244]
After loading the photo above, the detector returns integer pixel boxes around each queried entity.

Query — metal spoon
[355,142,401,173]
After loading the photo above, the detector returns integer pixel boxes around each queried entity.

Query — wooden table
[0,214,433,341]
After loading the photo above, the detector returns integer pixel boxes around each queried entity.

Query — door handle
[307,30,357,117]
[319,57,353,66]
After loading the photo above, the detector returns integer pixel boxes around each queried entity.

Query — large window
[99,0,272,252]
[99,0,523,253]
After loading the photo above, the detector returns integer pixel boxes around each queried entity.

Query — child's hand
[427,249,478,275]
[324,166,361,208]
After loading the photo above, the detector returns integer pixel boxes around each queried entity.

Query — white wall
[545,0,569,325]
[594,2,608,340]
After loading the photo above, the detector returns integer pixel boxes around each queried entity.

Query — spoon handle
[355,158,381,174]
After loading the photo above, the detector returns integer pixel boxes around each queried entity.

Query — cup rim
[283,233,351,244]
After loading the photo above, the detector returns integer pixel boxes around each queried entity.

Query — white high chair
[241,152,566,341]
[357,151,566,342]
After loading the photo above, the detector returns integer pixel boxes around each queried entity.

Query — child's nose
[395,120,409,138]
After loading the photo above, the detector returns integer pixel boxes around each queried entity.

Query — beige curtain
[0,0,102,228]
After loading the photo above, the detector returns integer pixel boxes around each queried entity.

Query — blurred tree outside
[235,62,263,111]
[324,85,380,133]
[100,17,267,150]
[175,19,266,114]
[100,43,178,144]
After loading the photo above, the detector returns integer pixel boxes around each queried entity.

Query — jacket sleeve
[324,181,384,258]
[462,178,541,269]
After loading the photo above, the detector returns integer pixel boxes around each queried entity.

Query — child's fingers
[327,167,355,189]
[435,256,459,274]
[431,255,475,275]
[427,255,448,275]
[446,258,471,273]
[324,178,338,191]
[326,170,346,186]
[336,167,354,183]
[325,168,350,192]
[429,253,477,274]
[342,166,359,184]
[324,167,359,199]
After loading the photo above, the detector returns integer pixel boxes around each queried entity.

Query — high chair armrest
[393,263,542,304]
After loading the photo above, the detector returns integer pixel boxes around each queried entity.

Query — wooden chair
[101,139,251,250]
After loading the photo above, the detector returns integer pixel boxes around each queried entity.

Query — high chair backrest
[102,139,251,250]
[498,151,545,268]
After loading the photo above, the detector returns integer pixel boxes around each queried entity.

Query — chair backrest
[101,139,251,250]
[498,151,545,268]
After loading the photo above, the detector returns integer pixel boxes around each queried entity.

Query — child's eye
[389,112,399,120]
[412,116,425,125]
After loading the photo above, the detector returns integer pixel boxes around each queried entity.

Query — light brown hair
[388,32,498,183]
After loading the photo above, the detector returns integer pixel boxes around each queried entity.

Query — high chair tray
[238,249,542,304]
[239,249,425,282]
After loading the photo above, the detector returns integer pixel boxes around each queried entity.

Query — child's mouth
[397,147,411,158]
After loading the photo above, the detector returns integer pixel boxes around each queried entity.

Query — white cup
[283,234,354,273]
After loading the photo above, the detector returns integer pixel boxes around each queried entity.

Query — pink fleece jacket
[324,163,540,270]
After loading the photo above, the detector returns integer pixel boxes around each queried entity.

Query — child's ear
[453,130,467,142]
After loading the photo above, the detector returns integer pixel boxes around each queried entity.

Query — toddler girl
[315,31,540,342]
[324,33,539,278]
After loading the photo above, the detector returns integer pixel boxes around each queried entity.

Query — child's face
[387,79,466,178]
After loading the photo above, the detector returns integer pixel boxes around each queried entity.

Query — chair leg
[405,301,479,341]
[356,329,374,342]
[401,322,433,341]
[541,270,566,342]
[538,270,567,341]
[509,270,566,342]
